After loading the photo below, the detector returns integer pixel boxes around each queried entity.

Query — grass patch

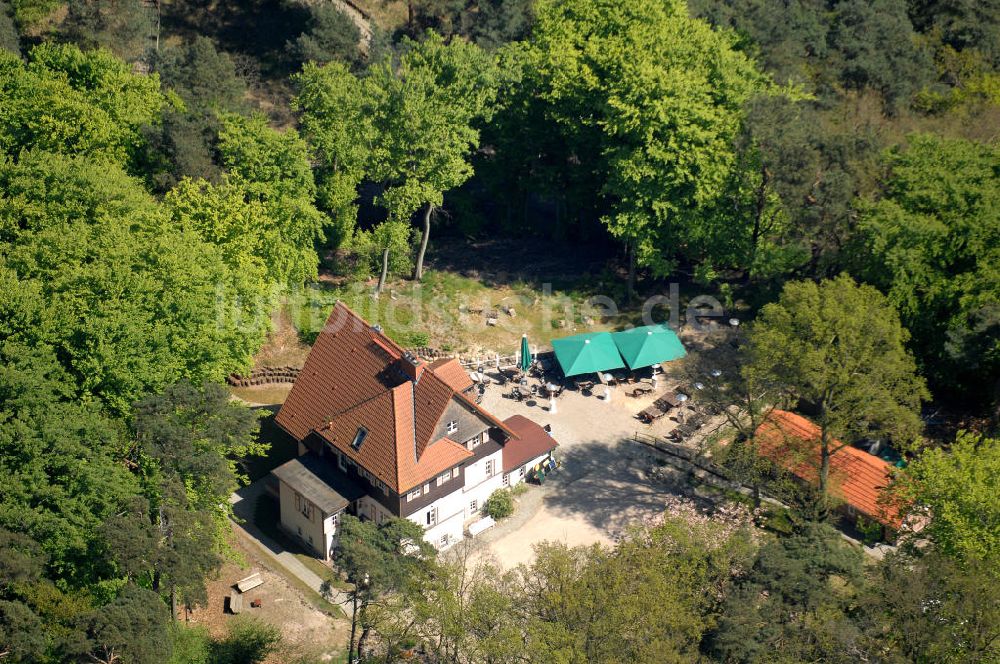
[285,269,651,357]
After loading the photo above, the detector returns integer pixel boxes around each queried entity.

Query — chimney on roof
[399,351,424,382]
[372,324,383,333]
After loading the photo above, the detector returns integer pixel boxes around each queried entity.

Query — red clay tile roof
[275,302,513,493]
[501,415,559,474]
[427,358,474,392]
[754,410,902,527]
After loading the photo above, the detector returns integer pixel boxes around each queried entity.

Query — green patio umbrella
[551,332,625,377]
[519,334,532,372]
[611,324,686,370]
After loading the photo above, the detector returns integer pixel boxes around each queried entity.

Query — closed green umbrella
[519,334,532,372]
[551,332,625,377]
[611,324,686,370]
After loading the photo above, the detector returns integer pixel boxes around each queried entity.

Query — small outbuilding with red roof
[754,410,906,538]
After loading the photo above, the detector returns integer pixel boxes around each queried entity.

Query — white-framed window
[337,452,346,471]
[426,507,437,526]
[502,473,510,486]
[518,466,526,478]
[407,487,421,501]
[440,534,449,546]
[436,471,450,486]
[469,499,478,513]
[485,459,495,477]
[452,467,461,479]
[423,483,431,494]
[376,480,387,494]
[446,420,458,434]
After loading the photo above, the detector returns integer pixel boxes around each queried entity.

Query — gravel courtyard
[473,369,704,568]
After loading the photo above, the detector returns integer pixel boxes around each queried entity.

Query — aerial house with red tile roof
[754,410,906,539]
[271,302,557,557]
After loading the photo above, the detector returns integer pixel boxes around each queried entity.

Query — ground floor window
[426,507,437,526]
[519,466,526,478]
[469,499,478,514]
[502,473,510,486]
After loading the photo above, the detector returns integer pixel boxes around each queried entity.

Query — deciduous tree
[745,274,928,504]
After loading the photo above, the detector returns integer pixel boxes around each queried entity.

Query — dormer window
[446,420,458,434]
[351,427,368,450]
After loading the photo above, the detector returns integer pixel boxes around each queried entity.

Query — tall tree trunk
[347,593,359,663]
[170,584,178,622]
[376,248,389,295]
[413,203,433,281]
[357,626,372,661]
[626,241,637,303]
[746,163,770,282]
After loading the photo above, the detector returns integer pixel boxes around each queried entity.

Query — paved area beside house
[474,372,699,568]
[230,481,349,607]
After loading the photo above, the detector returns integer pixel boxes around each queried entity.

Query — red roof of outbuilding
[274,302,516,493]
[754,410,903,527]
[501,415,558,473]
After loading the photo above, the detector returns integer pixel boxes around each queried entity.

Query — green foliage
[828,0,932,111]
[483,488,513,519]
[0,43,167,171]
[350,219,416,281]
[217,113,328,284]
[0,152,265,414]
[898,431,1000,562]
[856,134,1000,396]
[367,31,501,277]
[8,0,61,28]
[148,37,249,188]
[862,548,1000,662]
[289,3,360,66]
[209,616,282,664]
[707,523,863,662]
[294,60,374,247]
[63,0,154,62]
[168,623,211,664]
[82,584,172,664]
[331,515,436,661]
[745,275,928,502]
[527,0,774,282]
[0,342,138,587]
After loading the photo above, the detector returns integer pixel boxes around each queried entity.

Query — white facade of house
[462,448,505,520]
[406,486,467,549]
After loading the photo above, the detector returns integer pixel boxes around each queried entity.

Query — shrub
[484,489,514,520]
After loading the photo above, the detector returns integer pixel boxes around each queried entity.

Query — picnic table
[639,404,666,423]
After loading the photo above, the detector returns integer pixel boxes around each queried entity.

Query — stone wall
[226,366,301,387]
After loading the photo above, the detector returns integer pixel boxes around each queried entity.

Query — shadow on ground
[542,438,690,537]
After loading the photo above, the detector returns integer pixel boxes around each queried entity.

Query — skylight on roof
[352,426,368,450]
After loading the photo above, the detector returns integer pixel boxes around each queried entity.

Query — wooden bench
[236,572,263,593]
[468,516,496,537]
[229,590,244,614]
